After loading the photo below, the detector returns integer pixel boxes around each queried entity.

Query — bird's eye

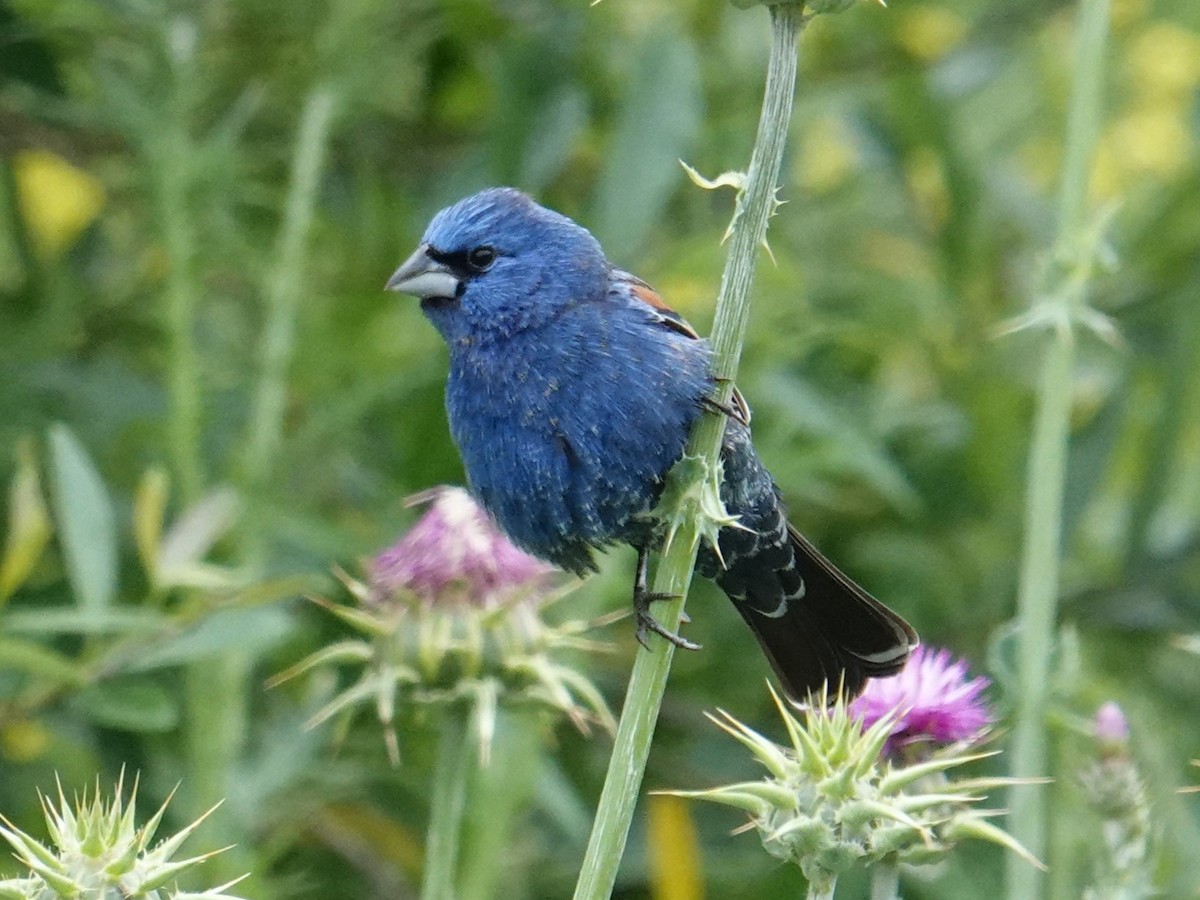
[467,246,497,272]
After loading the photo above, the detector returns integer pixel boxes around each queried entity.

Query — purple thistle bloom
[850,645,992,756]
[370,486,555,607]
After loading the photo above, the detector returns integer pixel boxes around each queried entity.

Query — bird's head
[386,188,609,346]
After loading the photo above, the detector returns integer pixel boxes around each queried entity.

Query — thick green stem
[571,7,806,899]
[422,710,473,900]
[871,863,901,900]
[458,708,544,900]
[182,653,254,882]
[244,86,338,506]
[1007,0,1111,896]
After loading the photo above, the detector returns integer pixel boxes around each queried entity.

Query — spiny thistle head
[664,686,1039,895]
[271,486,614,764]
[849,645,992,759]
[1080,703,1154,900]
[0,771,246,900]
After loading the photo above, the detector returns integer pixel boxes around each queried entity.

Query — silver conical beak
[385,245,461,299]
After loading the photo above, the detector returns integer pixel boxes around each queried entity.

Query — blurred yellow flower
[1111,105,1194,176]
[647,794,704,900]
[896,5,968,62]
[1,718,51,762]
[1092,104,1195,196]
[13,149,105,260]
[1126,22,1200,101]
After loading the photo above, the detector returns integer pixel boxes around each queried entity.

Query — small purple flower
[370,486,554,607]
[850,645,992,757]
[1093,702,1130,758]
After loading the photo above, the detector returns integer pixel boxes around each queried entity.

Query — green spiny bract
[664,687,1040,894]
[0,772,246,900]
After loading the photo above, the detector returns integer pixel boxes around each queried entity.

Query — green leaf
[133,466,169,578]
[591,26,702,263]
[0,439,53,606]
[0,636,86,686]
[157,486,240,582]
[1,607,166,636]
[47,423,118,613]
[68,677,180,732]
[125,606,296,671]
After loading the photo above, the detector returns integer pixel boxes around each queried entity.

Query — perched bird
[386,187,917,698]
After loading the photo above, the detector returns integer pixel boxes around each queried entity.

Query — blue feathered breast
[445,294,712,573]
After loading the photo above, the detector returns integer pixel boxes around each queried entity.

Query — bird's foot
[633,588,701,651]
[700,387,751,426]
[701,396,740,419]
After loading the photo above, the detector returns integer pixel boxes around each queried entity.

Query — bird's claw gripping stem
[700,396,740,420]
[701,381,751,426]
[632,548,701,652]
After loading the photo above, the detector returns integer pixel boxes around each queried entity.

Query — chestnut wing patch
[621,273,751,426]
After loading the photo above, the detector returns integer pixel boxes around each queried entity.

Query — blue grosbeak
[387,188,916,698]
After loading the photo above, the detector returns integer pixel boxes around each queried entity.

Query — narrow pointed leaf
[0,440,52,606]
[47,423,117,613]
[133,467,168,579]
[943,815,1046,870]
[157,486,240,577]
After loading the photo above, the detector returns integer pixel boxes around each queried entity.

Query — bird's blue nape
[417,188,610,346]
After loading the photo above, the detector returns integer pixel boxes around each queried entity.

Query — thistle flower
[849,645,992,758]
[271,486,614,764]
[1080,703,1155,900]
[0,772,246,899]
[664,686,1039,898]
[369,486,553,607]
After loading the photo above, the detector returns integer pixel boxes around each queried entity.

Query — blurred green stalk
[871,863,900,900]
[571,6,806,898]
[244,85,338,522]
[154,33,204,505]
[1007,0,1112,896]
[458,709,543,900]
[423,710,473,900]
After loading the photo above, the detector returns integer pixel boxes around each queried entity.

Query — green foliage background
[1,0,1198,897]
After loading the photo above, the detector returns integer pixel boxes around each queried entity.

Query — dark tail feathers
[716,523,917,701]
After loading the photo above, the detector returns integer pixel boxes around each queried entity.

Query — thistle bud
[664,685,1039,895]
[273,487,613,764]
[0,772,245,899]
[1080,703,1155,899]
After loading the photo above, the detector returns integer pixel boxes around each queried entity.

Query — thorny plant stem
[1007,0,1112,896]
[572,6,807,898]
